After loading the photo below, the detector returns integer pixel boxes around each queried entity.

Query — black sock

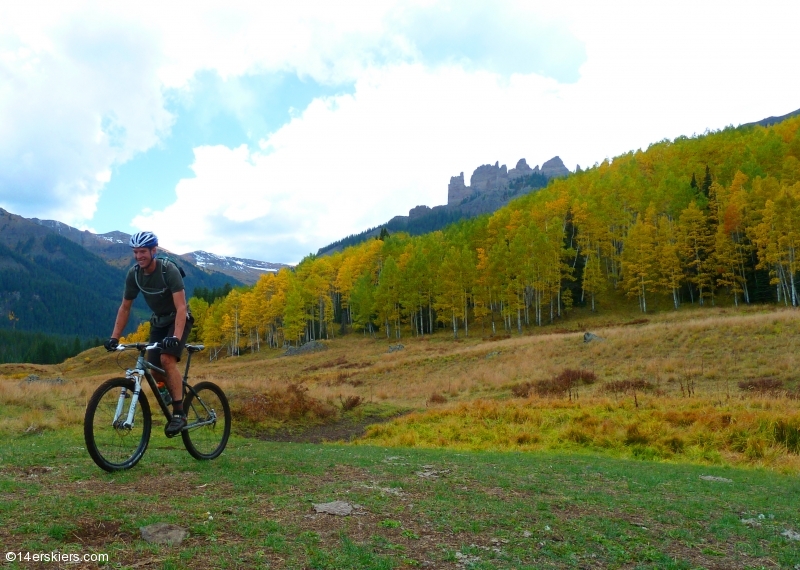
[172,400,183,415]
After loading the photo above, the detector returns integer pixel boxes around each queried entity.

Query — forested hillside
[0,330,101,365]
[0,235,135,337]
[317,168,550,256]
[133,117,800,354]
[0,207,245,362]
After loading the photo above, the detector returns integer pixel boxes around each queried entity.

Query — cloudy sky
[1,1,798,263]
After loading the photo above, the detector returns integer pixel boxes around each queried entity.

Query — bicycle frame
[112,343,217,431]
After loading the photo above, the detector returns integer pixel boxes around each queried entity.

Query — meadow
[1,305,799,568]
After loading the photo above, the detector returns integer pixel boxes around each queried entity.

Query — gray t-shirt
[124,259,185,325]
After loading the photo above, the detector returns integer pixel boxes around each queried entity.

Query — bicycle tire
[84,377,151,472]
[182,381,231,460]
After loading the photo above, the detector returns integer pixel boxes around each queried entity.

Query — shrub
[339,395,363,411]
[603,379,654,394]
[531,369,599,399]
[237,383,336,423]
[738,378,783,395]
[533,378,571,398]
[555,369,598,385]
[510,382,532,398]
[427,392,447,405]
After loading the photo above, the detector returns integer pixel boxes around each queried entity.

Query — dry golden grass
[1,305,798,468]
[358,395,800,472]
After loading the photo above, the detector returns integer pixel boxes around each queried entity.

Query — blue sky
[1,1,798,263]
[95,71,346,232]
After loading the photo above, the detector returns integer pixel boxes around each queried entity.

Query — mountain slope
[181,251,290,285]
[0,208,240,338]
[29,216,247,289]
[318,157,559,256]
[32,216,288,285]
[741,106,800,128]
[0,227,131,337]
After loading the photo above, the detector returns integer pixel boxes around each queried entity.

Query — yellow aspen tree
[397,242,425,336]
[201,300,225,360]
[751,184,800,306]
[714,231,742,305]
[374,256,402,338]
[620,207,658,312]
[120,321,150,343]
[239,289,261,351]
[723,171,752,304]
[655,216,683,309]
[187,297,209,342]
[473,247,492,332]
[350,272,376,334]
[435,245,472,338]
[572,201,611,311]
[282,281,307,346]
[678,201,714,305]
[221,289,243,355]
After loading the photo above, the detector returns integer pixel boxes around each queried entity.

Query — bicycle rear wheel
[84,377,151,472]
[182,381,231,460]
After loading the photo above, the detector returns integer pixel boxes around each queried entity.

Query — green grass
[1,429,799,569]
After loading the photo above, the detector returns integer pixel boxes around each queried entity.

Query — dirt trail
[253,411,408,444]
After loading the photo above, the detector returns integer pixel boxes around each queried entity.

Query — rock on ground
[782,529,800,541]
[283,340,327,357]
[583,332,604,343]
[700,475,733,483]
[139,522,189,545]
[313,501,354,516]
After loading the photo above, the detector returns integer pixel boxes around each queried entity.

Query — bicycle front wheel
[182,381,231,460]
[84,377,152,472]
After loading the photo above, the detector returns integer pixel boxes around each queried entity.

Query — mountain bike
[84,342,231,472]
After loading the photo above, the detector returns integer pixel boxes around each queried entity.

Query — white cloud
[3,0,800,262]
[133,65,575,262]
[0,0,581,228]
[0,2,172,223]
[133,1,800,263]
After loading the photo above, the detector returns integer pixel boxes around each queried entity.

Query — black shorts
[147,313,194,368]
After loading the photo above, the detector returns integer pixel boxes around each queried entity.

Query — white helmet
[129,231,158,248]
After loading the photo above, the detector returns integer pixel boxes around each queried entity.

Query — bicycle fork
[113,374,143,430]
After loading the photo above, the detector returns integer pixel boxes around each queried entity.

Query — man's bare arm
[171,290,188,339]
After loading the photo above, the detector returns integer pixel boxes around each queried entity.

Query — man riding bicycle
[105,231,194,437]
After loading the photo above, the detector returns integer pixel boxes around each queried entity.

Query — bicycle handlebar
[115,343,154,351]
[115,342,205,352]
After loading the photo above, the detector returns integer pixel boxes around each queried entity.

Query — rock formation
[447,173,469,204]
[507,158,534,180]
[444,155,568,208]
[318,155,572,256]
[408,205,432,220]
[540,156,570,178]
[470,162,507,192]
